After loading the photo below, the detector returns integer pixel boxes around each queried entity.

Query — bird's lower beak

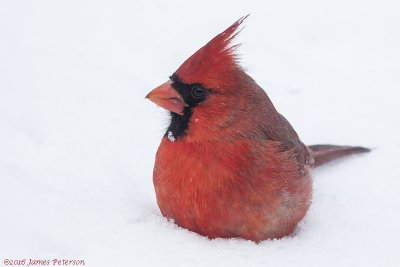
[146,81,187,115]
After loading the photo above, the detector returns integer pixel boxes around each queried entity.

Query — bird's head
[146,16,263,142]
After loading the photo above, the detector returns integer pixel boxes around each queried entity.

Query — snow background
[1,0,399,266]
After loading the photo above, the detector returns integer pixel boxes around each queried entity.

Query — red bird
[146,16,369,242]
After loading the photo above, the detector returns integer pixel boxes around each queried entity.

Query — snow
[1,1,399,266]
[167,131,175,142]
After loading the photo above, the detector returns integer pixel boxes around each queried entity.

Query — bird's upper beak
[146,81,188,115]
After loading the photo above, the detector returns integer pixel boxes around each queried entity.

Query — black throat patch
[165,73,209,140]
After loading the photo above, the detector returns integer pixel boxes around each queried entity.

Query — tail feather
[309,144,370,167]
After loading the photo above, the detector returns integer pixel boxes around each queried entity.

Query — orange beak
[146,81,188,115]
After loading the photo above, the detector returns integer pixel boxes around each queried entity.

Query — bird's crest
[175,16,248,88]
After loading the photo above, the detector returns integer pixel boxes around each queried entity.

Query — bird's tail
[308,144,370,167]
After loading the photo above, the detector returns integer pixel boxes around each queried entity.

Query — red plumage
[146,16,369,242]
[175,16,244,87]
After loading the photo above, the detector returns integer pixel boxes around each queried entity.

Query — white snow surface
[1,1,400,266]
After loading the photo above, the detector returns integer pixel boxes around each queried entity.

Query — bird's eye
[191,86,206,99]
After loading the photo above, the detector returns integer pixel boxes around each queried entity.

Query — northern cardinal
[146,16,369,242]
